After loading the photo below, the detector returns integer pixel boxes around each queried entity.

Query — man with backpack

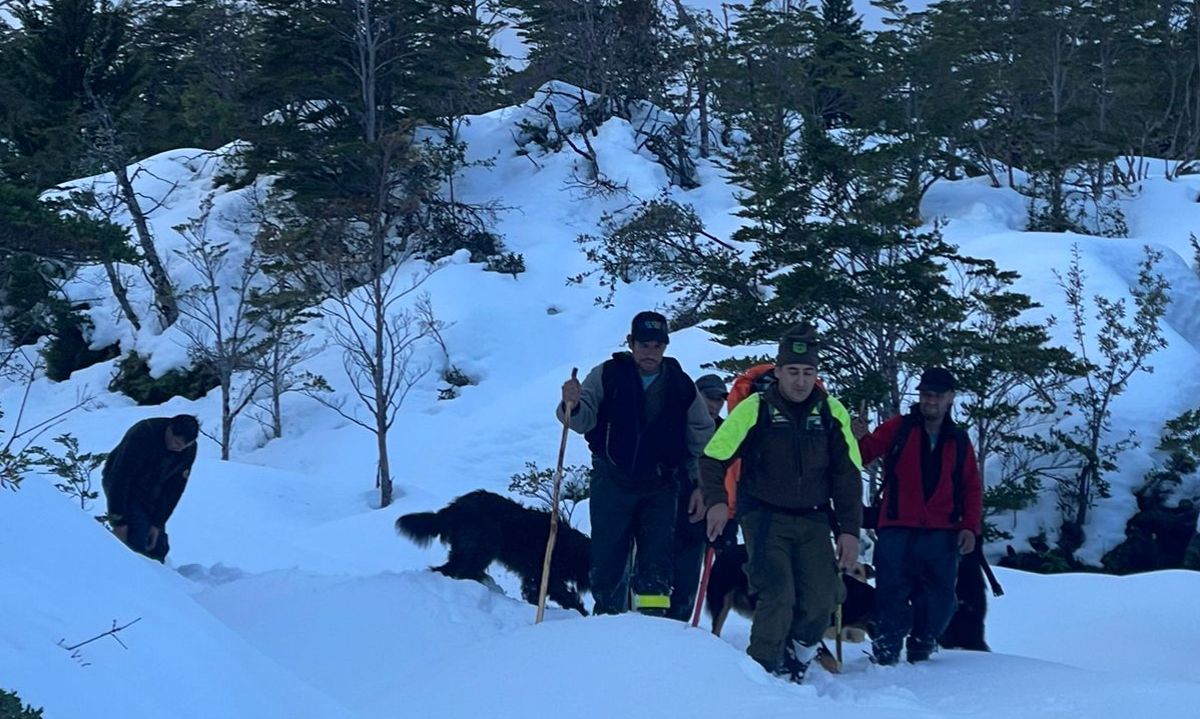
[558,311,715,616]
[852,367,983,665]
[699,323,862,683]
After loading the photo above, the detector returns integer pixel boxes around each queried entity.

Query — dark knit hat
[630,311,670,344]
[695,374,728,400]
[776,323,821,368]
[916,367,956,392]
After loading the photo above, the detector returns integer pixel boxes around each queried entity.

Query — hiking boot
[870,640,900,667]
[775,640,817,684]
[906,636,937,663]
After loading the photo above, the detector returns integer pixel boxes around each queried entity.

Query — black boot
[906,635,937,663]
[775,640,817,684]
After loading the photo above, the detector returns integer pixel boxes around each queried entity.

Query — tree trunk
[221,377,233,461]
[113,164,178,327]
[272,376,283,439]
[101,257,141,331]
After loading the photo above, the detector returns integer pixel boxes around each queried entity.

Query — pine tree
[136,0,262,150]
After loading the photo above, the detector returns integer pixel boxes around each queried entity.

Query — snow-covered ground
[3,74,1200,715]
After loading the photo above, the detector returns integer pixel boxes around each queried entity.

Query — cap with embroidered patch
[776,323,820,368]
[630,311,670,344]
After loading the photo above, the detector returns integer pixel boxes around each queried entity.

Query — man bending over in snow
[101,414,199,563]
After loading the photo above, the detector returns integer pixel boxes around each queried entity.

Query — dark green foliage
[0,689,43,719]
[0,254,62,346]
[1051,245,1170,547]
[108,352,220,406]
[41,308,120,382]
[573,196,747,325]
[1101,496,1198,574]
[31,433,108,510]
[0,184,132,263]
[508,0,673,114]
[134,0,262,150]
[483,252,527,278]
[1138,409,1200,506]
[508,461,591,526]
[0,408,40,492]
[999,533,1081,574]
[1,0,155,186]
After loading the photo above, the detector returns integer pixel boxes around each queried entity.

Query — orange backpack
[722,364,826,516]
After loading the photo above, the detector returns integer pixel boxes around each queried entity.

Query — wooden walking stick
[835,603,844,669]
[536,368,578,624]
[689,545,716,628]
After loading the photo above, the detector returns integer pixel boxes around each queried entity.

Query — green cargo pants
[740,509,840,672]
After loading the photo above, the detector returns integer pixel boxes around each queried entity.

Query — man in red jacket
[853,367,982,665]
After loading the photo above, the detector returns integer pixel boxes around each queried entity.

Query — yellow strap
[633,594,670,610]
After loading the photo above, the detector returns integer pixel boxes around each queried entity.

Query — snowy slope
[3,74,1200,717]
[0,482,352,719]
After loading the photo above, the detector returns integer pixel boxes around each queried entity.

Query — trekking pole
[834,602,844,668]
[689,545,716,628]
[536,367,578,624]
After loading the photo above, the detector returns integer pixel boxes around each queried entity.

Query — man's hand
[836,533,860,571]
[561,376,582,406]
[687,488,706,523]
[147,526,161,551]
[957,529,976,555]
[706,503,729,542]
[112,525,128,543]
[851,417,870,440]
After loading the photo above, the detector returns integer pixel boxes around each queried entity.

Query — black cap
[695,374,728,400]
[916,367,956,392]
[630,311,670,344]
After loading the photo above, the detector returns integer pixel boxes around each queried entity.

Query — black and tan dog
[705,544,876,641]
[396,490,591,615]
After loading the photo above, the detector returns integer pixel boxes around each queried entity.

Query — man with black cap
[664,373,730,621]
[851,367,983,665]
[102,414,201,562]
[694,374,728,428]
[558,311,714,616]
[699,323,862,683]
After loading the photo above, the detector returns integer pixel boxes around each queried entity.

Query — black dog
[396,490,591,615]
[705,544,876,640]
[938,545,993,651]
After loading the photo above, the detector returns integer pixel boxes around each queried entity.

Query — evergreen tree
[508,0,673,114]
[136,0,262,150]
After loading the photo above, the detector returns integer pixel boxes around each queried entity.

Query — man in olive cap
[559,311,714,615]
[851,367,983,665]
[699,323,862,682]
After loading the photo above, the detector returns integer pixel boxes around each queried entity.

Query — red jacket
[859,412,983,535]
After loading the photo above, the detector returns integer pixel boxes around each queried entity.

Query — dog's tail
[395,510,442,547]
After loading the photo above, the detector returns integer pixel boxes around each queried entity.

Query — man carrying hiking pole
[557,311,714,616]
